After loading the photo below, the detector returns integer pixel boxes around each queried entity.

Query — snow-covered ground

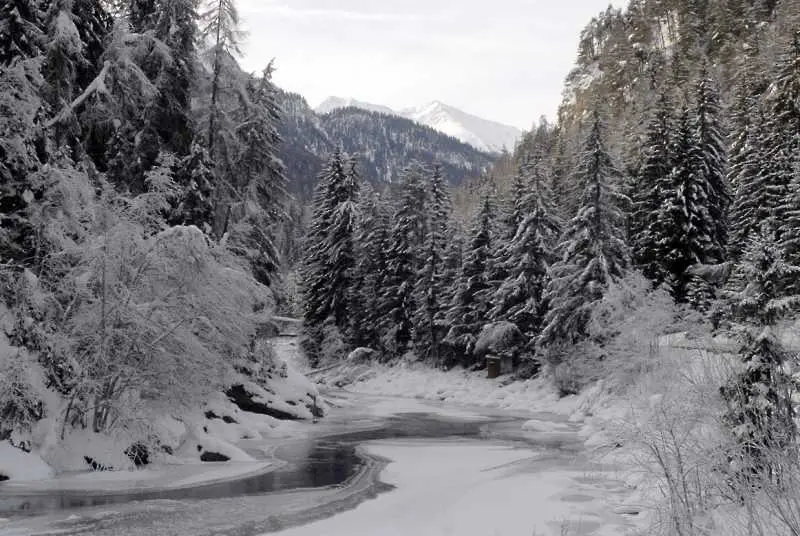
[275,439,638,536]
[2,330,724,536]
[306,361,658,536]
[319,360,604,425]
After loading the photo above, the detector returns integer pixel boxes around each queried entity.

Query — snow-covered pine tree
[199,0,242,158]
[444,195,495,365]
[770,33,800,267]
[650,106,717,305]
[631,88,675,284]
[727,59,774,260]
[41,0,111,112]
[225,64,288,285]
[0,0,43,66]
[153,0,198,156]
[484,165,525,299]
[379,162,428,357]
[124,0,199,174]
[439,228,464,322]
[129,0,157,32]
[352,189,392,349]
[502,169,527,242]
[489,157,560,349]
[538,111,629,352]
[0,40,48,267]
[720,223,800,479]
[99,0,193,190]
[413,165,452,362]
[171,141,215,230]
[694,67,730,262]
[326,156,359,341]
[301,149,359,360]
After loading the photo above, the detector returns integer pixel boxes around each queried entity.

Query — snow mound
[474,321,522,356]
[0,441,53,481]
[42,430,137,472]
[175,426,254,463]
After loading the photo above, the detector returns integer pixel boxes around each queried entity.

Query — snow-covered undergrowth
[0,226,323,480]
[320,360,564,414]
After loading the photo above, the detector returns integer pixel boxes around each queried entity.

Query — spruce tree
[539,112,629,351]
[490,158,560,347]
[226,65,288,285]
[650,107,717,304]
[444,196,494,364]
[413,165,452,362]
[380,163,428,357]
[102,0,199,192]
[694,68,730,262]
[728,68,775,259]
[325,157,359,339]
[129,0,158,33]
[631,88,676,284]
[720,224,800,479]
[0,0,43,66]
[41,0,111,111]
[172,142,215,230]
[485,166,525,297]
[0,44,47,267]
[353,190,392,349]
[134,0,199,159]
[770,33,800,265]
[301,149,353,357]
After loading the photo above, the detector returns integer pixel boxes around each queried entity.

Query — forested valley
[2,0,800,534]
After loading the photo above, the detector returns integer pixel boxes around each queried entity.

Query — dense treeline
[300,0,800,497]
[0,0,294,449]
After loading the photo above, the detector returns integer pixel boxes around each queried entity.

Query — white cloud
[238,0,623,128]
[242,4,422,22]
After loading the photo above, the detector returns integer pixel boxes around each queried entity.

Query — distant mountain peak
[315,96,522,153]
[316,96,394,116]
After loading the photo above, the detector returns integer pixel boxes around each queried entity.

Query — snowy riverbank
[311,362,658,535]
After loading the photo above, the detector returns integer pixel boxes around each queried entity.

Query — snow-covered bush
[0,344,43,445]
[56,215,273,434]
[622,345,732,536]
[1,180,280,451]
[546,272,690,396]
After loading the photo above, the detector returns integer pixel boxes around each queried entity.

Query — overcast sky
[237,0,620,130]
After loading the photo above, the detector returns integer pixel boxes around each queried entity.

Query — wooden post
[487,355,501,379]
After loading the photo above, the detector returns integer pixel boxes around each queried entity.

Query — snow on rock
[474,321,523,357]
[347,347,377,363]
[0,441,53,481]
[174,422,254,463]
[41,430,137,473]
[228,339,327,420]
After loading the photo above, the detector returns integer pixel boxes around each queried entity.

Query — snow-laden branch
[46,61,112,128]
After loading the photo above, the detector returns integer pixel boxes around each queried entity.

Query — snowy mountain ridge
[315,97,522,153]
[315,96,396,116]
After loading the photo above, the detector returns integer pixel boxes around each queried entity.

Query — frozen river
[0,335,641,536]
